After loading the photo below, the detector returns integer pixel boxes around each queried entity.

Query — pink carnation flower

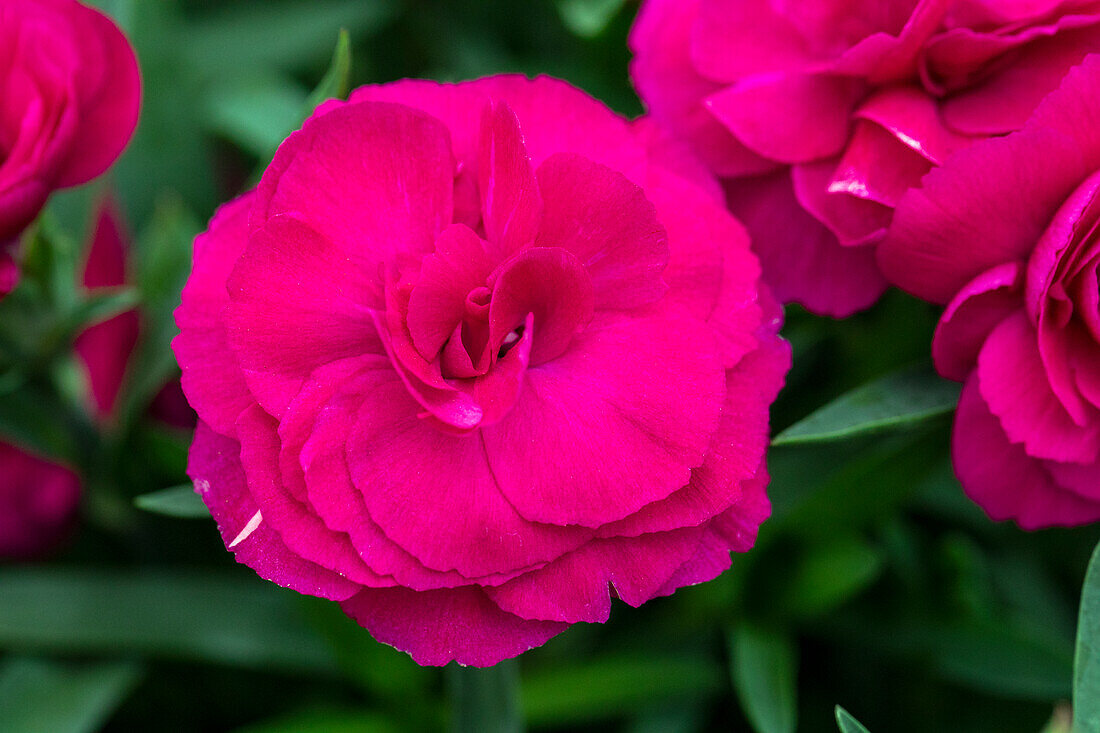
[879,56,1100,529]
[0,442,80,559]
[629,0,1100,316]
[0,0,140,293]
[174,75,789,666]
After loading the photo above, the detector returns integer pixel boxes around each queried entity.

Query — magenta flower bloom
[0,0,140,293]
[879,56,1100,529]
[0,443,79,559]
[629,0,1100,316]
[174,75,789,666]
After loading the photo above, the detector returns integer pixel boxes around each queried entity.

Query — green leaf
[448,660,522,733]
[204,75,309,160]
[772,362,959,446]
[835,706,871,733]
[134,485,208,518]
[1075,540,1100,732]
[183,0,396,76]
[782,538,883,618]
[305,29,353,112]
[0,568,339,674]
[119,196,200,429]
[522,656,722,726]
[0,657,141,733]
[729,624,797,733]
[555,0,626,38]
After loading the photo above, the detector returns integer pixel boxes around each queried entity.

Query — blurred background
[1,1,1098,731]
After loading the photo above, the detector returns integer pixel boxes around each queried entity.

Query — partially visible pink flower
[174,75,789,666]
[0,0,140,286]
[630,0,1100,316]
[0,442,79,559]
[75,199,195,429]
[879,56,1100,528]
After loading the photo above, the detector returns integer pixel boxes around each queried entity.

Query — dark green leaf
[0,657,141,733]
[305,29,353,112]
[835,706,871,733]
[729,624,797,733]
[0,568,339,674]
[448,660,521,733]
[134,485,209,518]
[522,656,722,726]
[773,362,959,446]
[1075,540,1100,732]
[234,707,400,733]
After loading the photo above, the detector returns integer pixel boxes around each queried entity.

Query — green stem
[447,659,523,733]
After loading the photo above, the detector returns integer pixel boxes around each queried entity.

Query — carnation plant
[1,2,1100,732]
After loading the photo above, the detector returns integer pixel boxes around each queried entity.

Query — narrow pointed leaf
[835,706,871,733]
[729,624,797,733]
[134,485,209,518]
[0,657,141,733]
[773,362,959,446]
[1074,540,1100,732]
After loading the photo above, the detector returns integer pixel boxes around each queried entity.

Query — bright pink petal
[253,101,455,285]
[644,162,763,364]
[346,76,648,186]
[706,73,865,164]
[879,127,1088,303]
[75,200,137,418]
[535,153,669,310]
[346,374,591,578]
[940,27,1100,135]
[340,585,567,667]
[628,0,777,177]
[689,0,813,81]
[488,247,594,365]
[235,404,394,588]
[52,1,140,186]
[173,194,257,438]
[482,309,726,526]
[933,262,1024,381]
[478,102,542,257]
[792,158,892,246]
[188,422,360,601]
[725,171,887,317]
[953,376,1100,529]
[487,527,704,623]
[226,216,382,418]
[977,311,1100,463]
[599,336,788,537]
[855,85,974,165]
[406,224,495,359]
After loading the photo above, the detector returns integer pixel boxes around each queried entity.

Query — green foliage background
[2,1,1098,731]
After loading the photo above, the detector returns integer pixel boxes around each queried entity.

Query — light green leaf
[306,29,353,112]
[204,76,308,160]
[0,657,141,733]
[0,568,339,675]
[729,624,797,733]
[134,485,208,518]
[773,362,959,446]
[1075,540,1100,732]
[555,0,626,37]
[835,706,871,733]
